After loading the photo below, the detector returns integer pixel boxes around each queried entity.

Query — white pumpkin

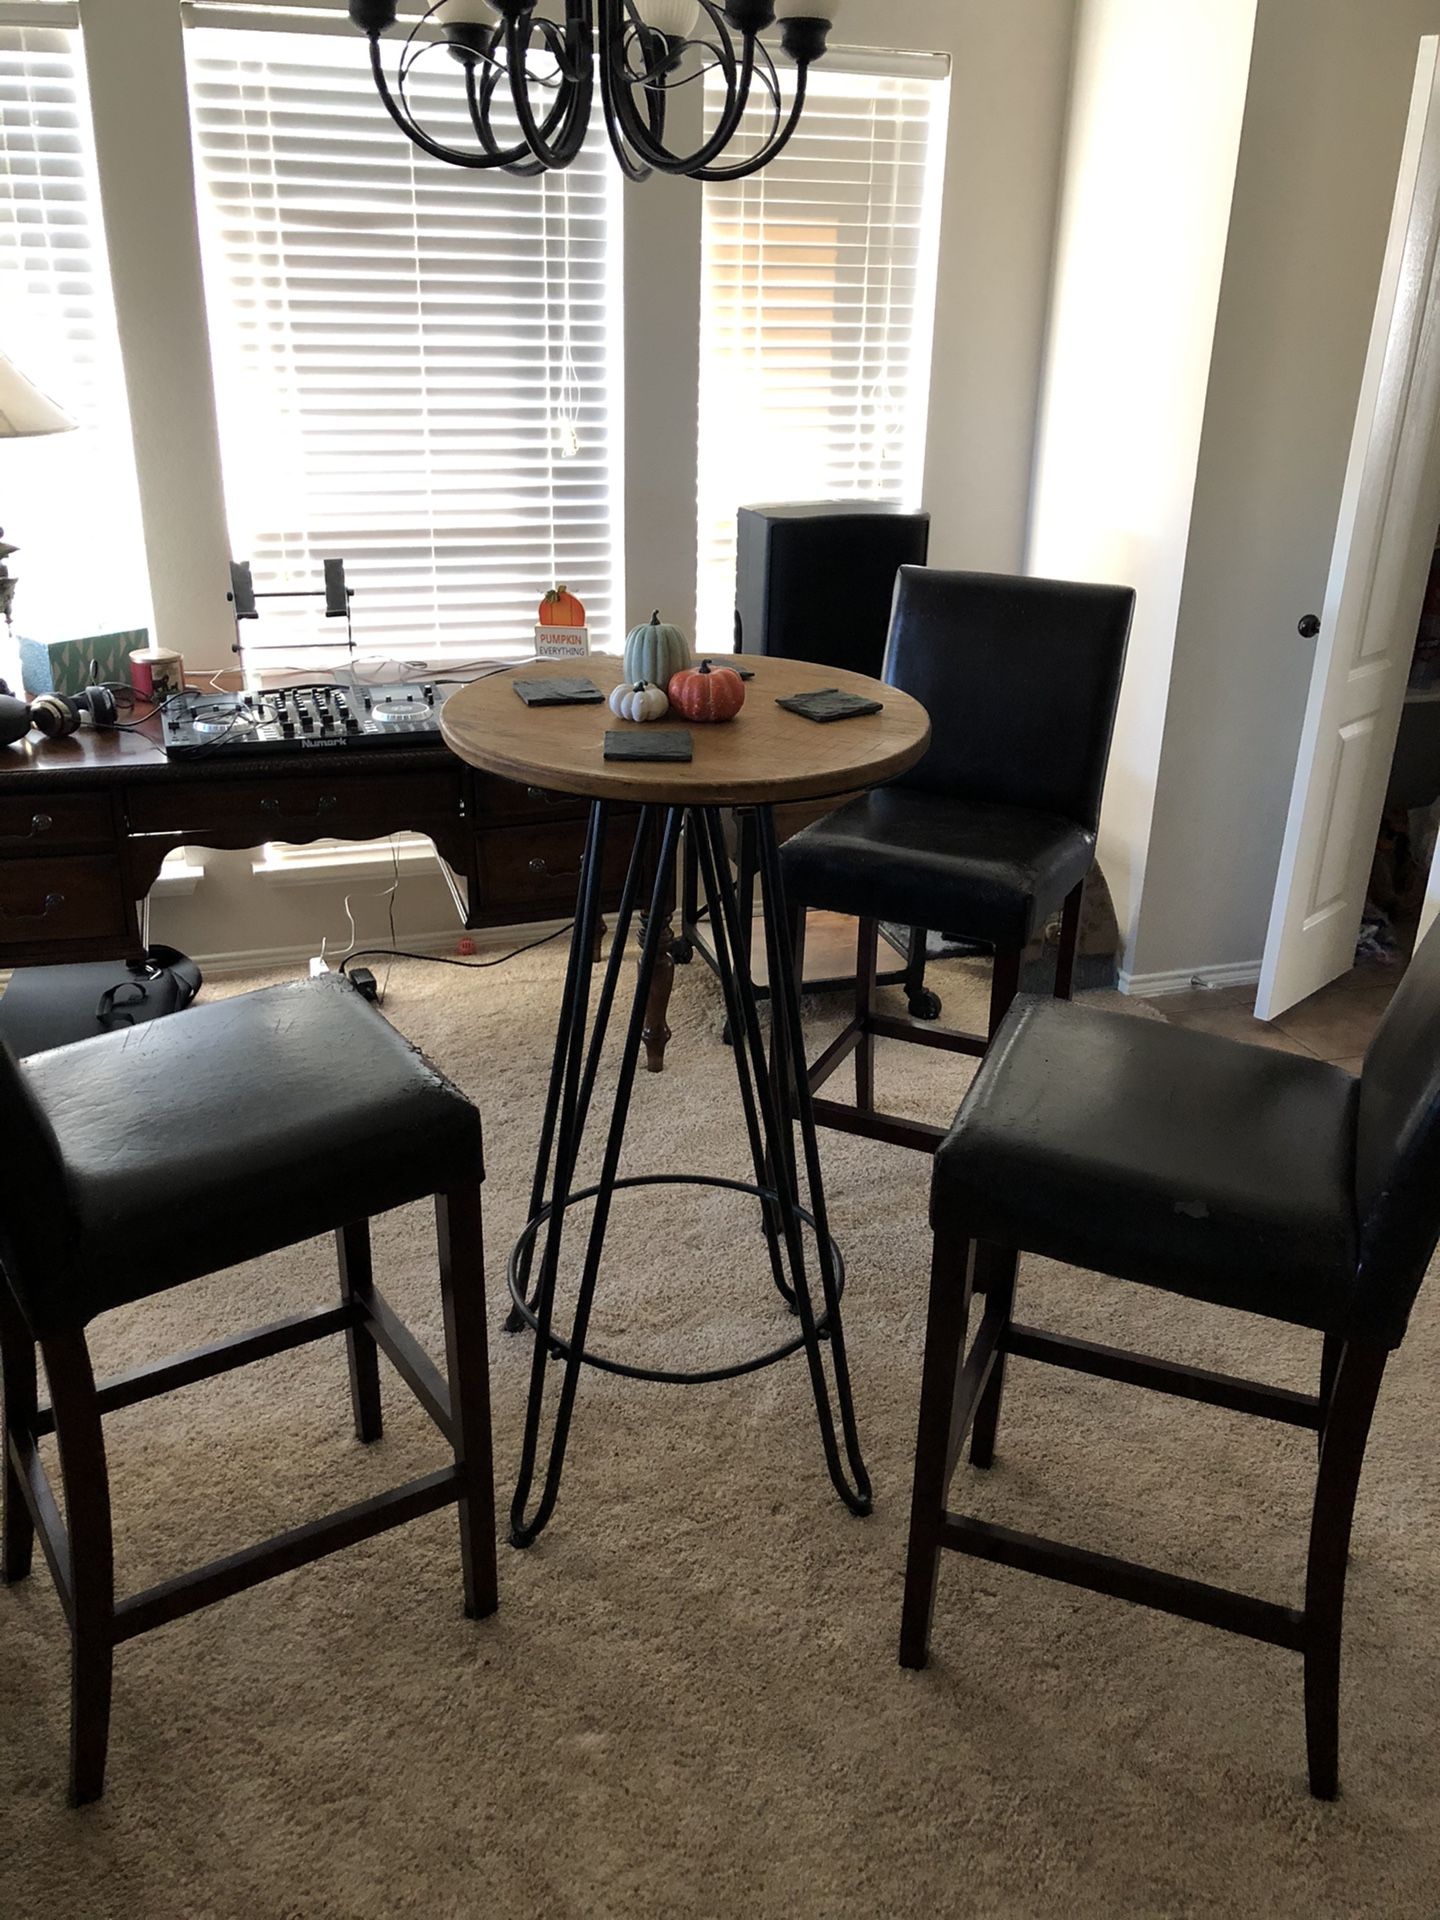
[609,679,669,723]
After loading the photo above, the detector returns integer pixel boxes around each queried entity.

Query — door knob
[1298,614,1321,639]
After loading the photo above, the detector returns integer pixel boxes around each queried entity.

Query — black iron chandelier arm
[502,6,595,173]
[600,0,763,177]
[464,54,549,177]
[687,57,808,182]
[366,32,521,170]
[596,0,658,181]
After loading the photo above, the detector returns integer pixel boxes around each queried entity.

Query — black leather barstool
[901,929,1440,1798]
[779,568,1134,1152]
[0,973,496,1804]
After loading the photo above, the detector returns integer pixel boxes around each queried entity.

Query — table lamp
[0,350,75,744]
[0,347,76,632]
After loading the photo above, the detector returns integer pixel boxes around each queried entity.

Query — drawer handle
[525,786,574,808]
[528,856,582,880]
[0,811,53,846]
[0,891,64,922]
[260,795,340,817]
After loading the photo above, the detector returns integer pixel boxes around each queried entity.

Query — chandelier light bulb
[433,0,497,20]
[637,0,701,37]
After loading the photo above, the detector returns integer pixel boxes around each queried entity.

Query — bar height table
[441,655,931,1544]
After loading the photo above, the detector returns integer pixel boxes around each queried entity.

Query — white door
[1257,38,1440,1019]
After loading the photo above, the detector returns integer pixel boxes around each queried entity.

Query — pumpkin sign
[539,585,586,628]
[609,680,669,723]
[668,659,746,724]
[623,610,692,690]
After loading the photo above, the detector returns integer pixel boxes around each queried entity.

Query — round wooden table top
[440,655,931,806]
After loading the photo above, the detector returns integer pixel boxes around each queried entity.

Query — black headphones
[29,685,120,739]
[0,681,120,747]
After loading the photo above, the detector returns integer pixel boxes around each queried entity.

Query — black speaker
[735,502,931,678]
[323,557,349,618]
[229,560,258,620]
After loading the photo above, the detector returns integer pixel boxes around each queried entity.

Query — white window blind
[184,22,623,667]
[0,20,150,653]
[695,57,949,650]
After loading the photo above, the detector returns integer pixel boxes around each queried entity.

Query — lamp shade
[0,352,74,438]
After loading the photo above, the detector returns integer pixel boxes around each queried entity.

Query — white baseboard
[192,919,571,978]
[1119,958,1263,998]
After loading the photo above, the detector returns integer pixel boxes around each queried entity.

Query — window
[695,55,949,649]
[0,15,150,654]
[184,18,623,668]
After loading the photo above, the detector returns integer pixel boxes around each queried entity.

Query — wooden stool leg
[41,1329,114,1806]
[1303,1341,1387,1800]
[437,1188,498,1621]
[855,917,879,1112]
[969,1245,1017,1468]
[1055,881,1084,1001]
[900,1226,975,1670]
[989,945,1022,1040]
[0,1280,37,1584]
[337,1220,382,1445]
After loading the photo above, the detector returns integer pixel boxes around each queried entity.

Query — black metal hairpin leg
[691,812,796,1313]
[752,806,871,1515]
[701,809,871,1511]
[507,804,655,1330]
[506,797,871,1544]
[511,804,683,1546]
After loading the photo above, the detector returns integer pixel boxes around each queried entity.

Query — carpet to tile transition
[1,948,1437,1919]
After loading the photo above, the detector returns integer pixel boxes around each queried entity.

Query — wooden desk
[0,711,638,1011]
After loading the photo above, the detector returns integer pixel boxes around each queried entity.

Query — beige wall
[1129,0,1440,983]
[77,0,1077,965]
[1027,0,1259,965]
[616,0,1080,636]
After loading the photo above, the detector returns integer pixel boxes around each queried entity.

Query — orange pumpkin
[667,659,746,724]
[539,585,586,628]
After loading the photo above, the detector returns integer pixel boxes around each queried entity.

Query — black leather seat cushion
[11,974,482,1337]
[780,788,1096,948]
[932,997,1363,1335]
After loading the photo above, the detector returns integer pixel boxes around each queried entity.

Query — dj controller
[162,679,446,759]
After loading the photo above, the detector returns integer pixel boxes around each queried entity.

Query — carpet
[2,947,1438,1919]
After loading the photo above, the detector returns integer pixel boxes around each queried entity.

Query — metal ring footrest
[506,1173,846,1387]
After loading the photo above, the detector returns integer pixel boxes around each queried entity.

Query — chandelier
[346,1,840,181]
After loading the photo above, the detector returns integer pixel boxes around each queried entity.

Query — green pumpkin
[623,610,692,689]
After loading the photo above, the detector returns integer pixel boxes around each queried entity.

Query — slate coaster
[776,688,884,723]
[696,656,754,680]
[604,728,694,763]
[512,675,603,707]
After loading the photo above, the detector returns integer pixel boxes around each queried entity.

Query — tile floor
[1153,955,1405,1071]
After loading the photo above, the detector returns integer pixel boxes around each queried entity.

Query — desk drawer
[474,772,588,826]
[0,855,127,948]
[127,770,460,840]
[476,819,637,913]
[0,792,114,855]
